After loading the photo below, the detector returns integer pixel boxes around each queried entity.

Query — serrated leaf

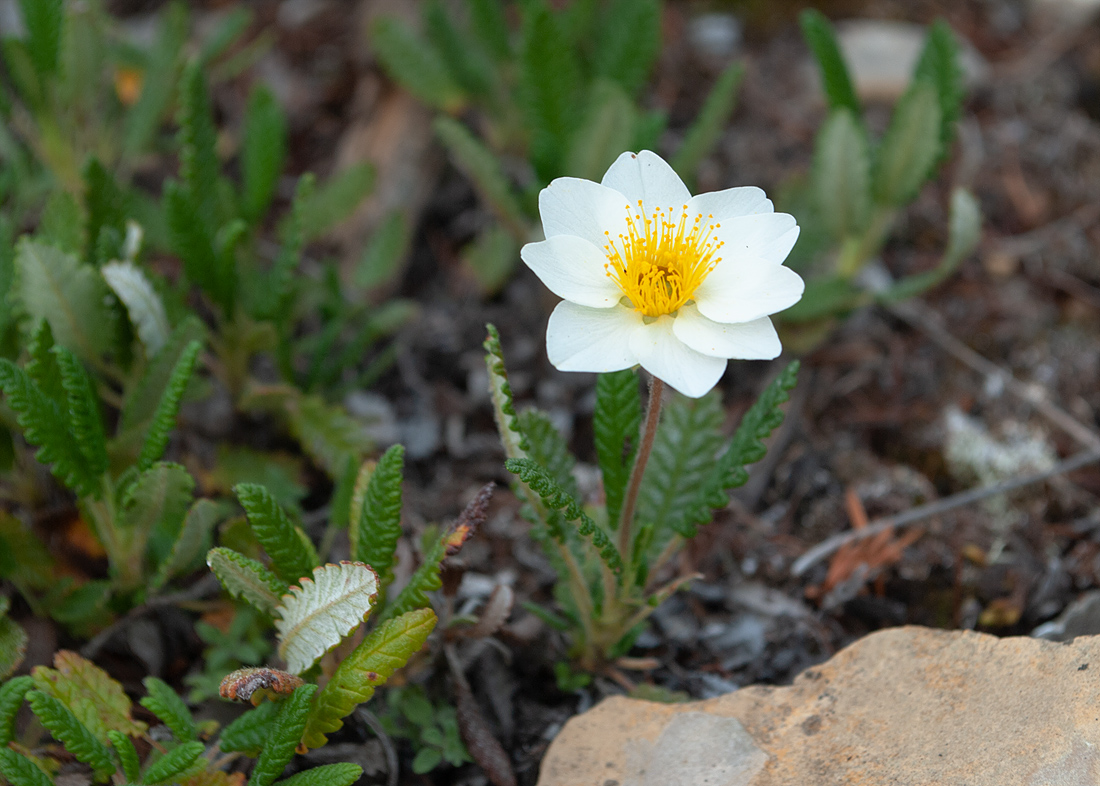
[350,446,404,590]
[282,393,370,478]
[219,700,279,756]
[302,608,436,749]
[152,499,225,591]
[143,740,205,785]
[163,180,223,307]
[120,316,205,433]
[913,19,963,154]
[101,261,171,358]
[369,16,464,112]
[27,690,114,780]
[120,462,194,572]
[24,321,64,407]
[593,0,659,97]
[241,85,287,224]
[235,484,318,585]
[567,80,638,181]
[272,763,363,786]
[0,675,33,745]
[519,0,582,181]
[141,677,197,742]
[517,410,577,498]
[483,325,527,462]
[274,562,380,675]
[18,0,62,75]
[636,392,724,541]
[178,62,221,229]
[0,748,53,786]
[800,9,861,117]
[206,548,287,615]
[813,109,871,241]
[107,730,140,783]
[0,360,98,496]
[137,339,201,471]
[51,346,108,483]
[0,609,28,680]
[13,239,117,364]
[82,158,127,267]
[32,651,147,744]
[594,369,641,531]
[872,82,941,206]
[506,458,622,572]
[670,61,743,186]
[434,117,526,239]
[248,684,317,786]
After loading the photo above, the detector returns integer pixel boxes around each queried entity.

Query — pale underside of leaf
[101,261,171,357]
[274,562,379,675]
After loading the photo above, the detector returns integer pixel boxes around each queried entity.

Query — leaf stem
[617,376,664,562]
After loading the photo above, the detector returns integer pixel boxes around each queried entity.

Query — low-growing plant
[778,12,981,345]
[379,685,472,774]
[371,0,743,290]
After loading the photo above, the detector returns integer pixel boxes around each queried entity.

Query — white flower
[521,150,805,398]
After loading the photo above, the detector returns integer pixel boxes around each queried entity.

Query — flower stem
[617,376,664,563]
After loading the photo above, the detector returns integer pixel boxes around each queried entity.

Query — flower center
[603,201,724,318]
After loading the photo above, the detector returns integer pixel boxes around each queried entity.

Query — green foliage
[136,339,201,471]
[82,158,127,266]
[142,740,205,785]
[248,684,317,786]
[101,261,172,358]
[206,547,288,615]
[26,691,114,781]
[517,410,578,499]
[235,483,319,585]
[0,607,28,681]
[241,86,288,224]
[273,763,364,786]
[52,346,108,482]
[593,369,641,529]
[18,0,63,76]
[872,82,941,206]
[350,445,405,591]
[32,651,147,743]
[119,462,195,576]
[219,700,280,756]
[185,606,272,703]
[302,607,437,749]
[913,20,964,153]
[368,17,465,112]
[593,0,660,97]
[379,686,471,774]
[671,63,743,185]
[799,9,861,117]
[177,62,222,231]
[0,676,33,745]
[106,731,140,784]
[140,677,197,742]
[0,748,52,786]
[813,110,871,240]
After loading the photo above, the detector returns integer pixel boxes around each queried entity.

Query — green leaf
[779,276,865,323]
[350,445,405,590]
[120,462,194,570]
[177,62,221,229]
[274,563,380,675]
[505,458,622,572]
[566,80,637,182]
[468,0,510,62]
[517,410,577,498]
[101,261,172,359]
[0,675,33,745]
[636,392,724,540]
[0,359,97,496]
[35,652,145,743]
[198,6,251,64]
[434,117,526,239]
[235,484,319,585]
[13,239,117,364]
[593,0,659,97]
[272,763,363,786]
[813,109,871,241]
[39,193,83,255]
[282,393,370,478]
[519,0,582,181]
[248,684,317,786]
[354,209,410,293]
[120,317,205,435]
[412,747,442,774]
[241,85,288,224]
[136,339,202,471]
[82,158,127,267]
[670,61,743,186]
[18,0,62,75]
[124,1,189,156]
[26,691,114,781]
[879,187,981,303]
[206,547,288,615]
[594,369,641,530]
[302,608,436,749]
[297,163,374,242]
[0,611,27,682]
[871,81,941,206]
[143,740,205,785]
[424,0,494,99]
[913,19,963,154]
[462,224,518,295]
[483,325,527,462]
[25,321,65,407]
[107,731,140,784]
[151,499,225,591]
[800,9,861,116]
[219,700,279,755]
[369,17,464,112]
[0,748,53,786]
[163,180,222,305]
[140,677,196,742]
[51,346,108,482]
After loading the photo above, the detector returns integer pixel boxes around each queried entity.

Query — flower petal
[601,151,691,211]
[688,187,772,222]
[538,177,629,249]
[546,301,642,372]
[521,235,622,308]
[711,212,799,263]
[672,305,781,359]
[694,258,805,323]
[628,315,727,398]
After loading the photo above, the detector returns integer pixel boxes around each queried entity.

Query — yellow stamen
[603,201,723,318]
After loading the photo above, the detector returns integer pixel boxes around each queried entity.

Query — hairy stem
[617,376,664,565]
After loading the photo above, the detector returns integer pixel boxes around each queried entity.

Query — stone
[537,626,1100,786]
